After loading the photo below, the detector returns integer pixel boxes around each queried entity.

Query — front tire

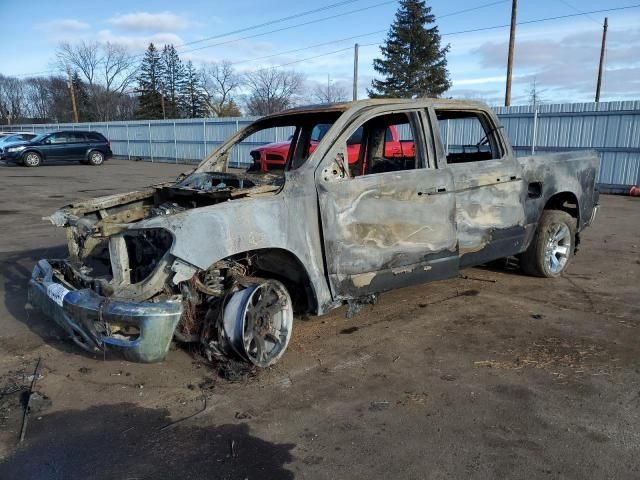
[521,210,576,278]
[23,152,41,167]
[221,280,294,367]
[88,151,104,166]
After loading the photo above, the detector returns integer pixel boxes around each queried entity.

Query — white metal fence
[3,100,639,187]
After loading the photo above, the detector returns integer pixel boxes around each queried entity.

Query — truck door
[316,109,459,299]
[431,108,527,266]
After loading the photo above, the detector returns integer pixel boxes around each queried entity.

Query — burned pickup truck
[28,99,600,367]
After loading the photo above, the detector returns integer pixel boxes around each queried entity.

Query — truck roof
[263,98,490,119]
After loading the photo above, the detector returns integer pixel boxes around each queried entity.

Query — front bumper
[28,259,183,363]
[3,151,22,162]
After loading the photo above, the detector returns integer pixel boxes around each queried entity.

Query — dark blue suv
[4,130,113,167]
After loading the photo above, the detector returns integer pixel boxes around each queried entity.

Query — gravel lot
[0,159,638,479]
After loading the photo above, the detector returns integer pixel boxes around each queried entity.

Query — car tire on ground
[23,152,41,167]
[520,209,576,278]
[88,151,104,166]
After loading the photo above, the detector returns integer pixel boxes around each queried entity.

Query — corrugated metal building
[2,100,639,188]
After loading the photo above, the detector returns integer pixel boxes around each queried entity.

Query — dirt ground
[0,159,638,479]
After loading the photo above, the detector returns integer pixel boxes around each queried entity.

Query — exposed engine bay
[42,170,288,366]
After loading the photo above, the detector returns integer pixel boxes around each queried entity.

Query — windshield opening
[198,111,345,176]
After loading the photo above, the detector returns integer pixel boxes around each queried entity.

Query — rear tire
[521,210,576,278]
[88,151,104,166]
[23,152,41,167]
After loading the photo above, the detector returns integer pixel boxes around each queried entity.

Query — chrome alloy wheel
[544,223,571,274]
[222,280,293,367]
[24,152,40,166]
[90,151,104,165]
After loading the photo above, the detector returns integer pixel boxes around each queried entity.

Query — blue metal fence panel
[3,101,639,186]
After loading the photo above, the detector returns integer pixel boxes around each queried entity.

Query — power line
[439,0,508,19]
[12,3,640,79]
[557,0,601,25]
[177,0,398,56]
[245,1,633,73]
[11,0,397,77]
[227,0,517,67]
[230,32,386,66]
[358,3,640,40]
[177,0,364,49]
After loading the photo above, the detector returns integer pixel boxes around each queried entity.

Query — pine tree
[180,61,207,118]
[71,71,92,122]
[368,0,451,98]
[160,44,186,118]
[136,43,163,119]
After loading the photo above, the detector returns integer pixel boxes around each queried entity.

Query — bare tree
[103,42,138,94]
[244,68,304,116]
[0,75,26,124]
[201,61,241,117]
[312,75,349,103]
[55,41,137,120]
[57,41,101,86]
[24,77,52,120]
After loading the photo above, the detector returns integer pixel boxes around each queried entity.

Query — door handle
[418,186,447,196]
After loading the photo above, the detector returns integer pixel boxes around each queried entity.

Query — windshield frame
[194,110,346,174]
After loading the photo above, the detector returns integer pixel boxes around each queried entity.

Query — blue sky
[1,0,639,105]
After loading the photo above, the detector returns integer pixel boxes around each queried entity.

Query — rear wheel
[23,152,41,167]
[88,150,104,166]
[521,210,576,278]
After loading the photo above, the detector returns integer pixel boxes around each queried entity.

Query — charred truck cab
[28,99,600,367]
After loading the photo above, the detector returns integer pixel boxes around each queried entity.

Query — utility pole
[595,17,608,103]
[67,69,79,123]
[505,0,517,107]
[352,43,359,101]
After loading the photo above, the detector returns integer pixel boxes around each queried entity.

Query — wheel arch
[86,148,104,160]
[223,247,318,315]
[21,149,44,161]
[543,191,580,225]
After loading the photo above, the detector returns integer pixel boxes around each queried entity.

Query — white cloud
[95,30,185,52]
[108,11,191,32]
[470,27,640,99]
[36,19,90,32]
[453,75,506,87]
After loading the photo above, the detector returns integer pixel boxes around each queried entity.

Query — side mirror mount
[321,146,348,182]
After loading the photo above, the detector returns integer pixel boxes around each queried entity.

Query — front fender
[135,172,334,312]
[139,196,302,270]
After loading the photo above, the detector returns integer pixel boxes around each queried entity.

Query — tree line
[0,40,349,125]
[1,1,455,125]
